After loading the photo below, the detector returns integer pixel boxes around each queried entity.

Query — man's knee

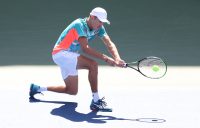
[64,76,78,95]
[63,86,78,95]
[90,60,98,71]
[68,89,78,95]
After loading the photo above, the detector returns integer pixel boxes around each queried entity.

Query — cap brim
[99,19,110,25]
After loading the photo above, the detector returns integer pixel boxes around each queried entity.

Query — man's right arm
[78,37,116,66]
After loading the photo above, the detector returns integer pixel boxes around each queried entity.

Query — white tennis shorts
[52,50,80,79]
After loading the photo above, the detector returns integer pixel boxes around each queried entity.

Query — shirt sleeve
[98,25,108,38]
[74,22,87,38]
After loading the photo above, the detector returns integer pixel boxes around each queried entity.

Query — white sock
[92,92,100,102]
[38,87,47,92]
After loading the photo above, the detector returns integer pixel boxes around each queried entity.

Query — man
[29,7,125,112]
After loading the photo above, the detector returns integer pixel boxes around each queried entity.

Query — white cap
[90,7,110,24]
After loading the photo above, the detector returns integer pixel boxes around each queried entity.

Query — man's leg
[47,75,78,95]
[77,55,98,93]
[30,51,79,96]
[31,54,97,96]
[76,55,112,112]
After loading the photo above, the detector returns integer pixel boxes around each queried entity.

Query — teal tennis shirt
[52,18,107,54]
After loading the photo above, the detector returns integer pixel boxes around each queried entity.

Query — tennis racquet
[125,56,167,79]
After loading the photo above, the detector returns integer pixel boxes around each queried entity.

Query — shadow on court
[29,98,133,124]
[29,98,166,124]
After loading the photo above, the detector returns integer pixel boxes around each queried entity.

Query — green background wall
[0,0,199,65]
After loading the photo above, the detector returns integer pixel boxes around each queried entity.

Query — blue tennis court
[0,66,199,128]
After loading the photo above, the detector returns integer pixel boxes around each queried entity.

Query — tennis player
[29,7,125,111]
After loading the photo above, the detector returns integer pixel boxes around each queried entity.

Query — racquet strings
[139,57,167,78]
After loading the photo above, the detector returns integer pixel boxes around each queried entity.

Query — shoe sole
[90,107,112,112]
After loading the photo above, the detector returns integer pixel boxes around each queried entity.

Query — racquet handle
[123,63,128,67]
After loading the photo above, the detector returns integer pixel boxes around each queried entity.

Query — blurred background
[0,0,199,66]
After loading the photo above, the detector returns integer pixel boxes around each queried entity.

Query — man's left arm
[102,35,125,66]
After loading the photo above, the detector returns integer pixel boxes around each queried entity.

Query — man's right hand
[105,57,116,66]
